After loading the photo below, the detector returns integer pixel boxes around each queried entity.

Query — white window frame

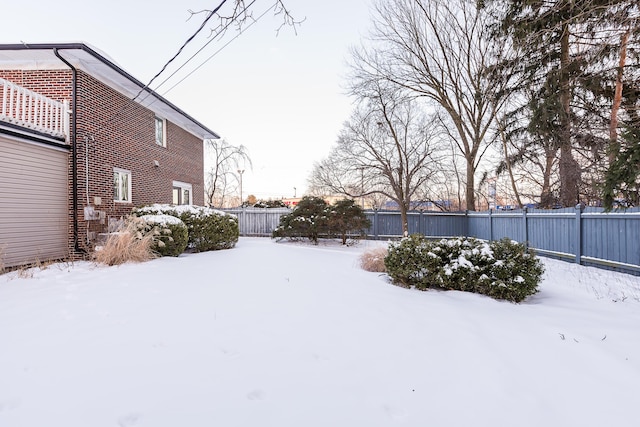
[155,116,167,147]
[172,181,192,205]
[113,168,132,203]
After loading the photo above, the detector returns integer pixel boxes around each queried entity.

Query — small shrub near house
[272,197,370,244]
[135,214,189,257]
[132,204,239,252]
[384,235,544,302]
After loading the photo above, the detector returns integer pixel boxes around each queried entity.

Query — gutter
[53,48,86,255]
[0,43,219,139]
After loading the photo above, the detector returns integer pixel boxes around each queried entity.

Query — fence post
[374,210,379,240]
[575,204,582,265]
[264,208,268,236]
[488,209,493,241]
[523,207,528,249]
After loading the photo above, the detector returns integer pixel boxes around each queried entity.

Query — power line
[133,0,227,101]
[162,1,276,96]
[151,0,258,94]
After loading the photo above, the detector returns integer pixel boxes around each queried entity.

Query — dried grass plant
[0,244,5,274]
[359,246,388,273]
[93,219,156,266]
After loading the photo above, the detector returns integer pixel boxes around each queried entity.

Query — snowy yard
[1,237,640,427]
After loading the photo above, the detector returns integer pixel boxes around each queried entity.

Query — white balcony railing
[0,77,70,141]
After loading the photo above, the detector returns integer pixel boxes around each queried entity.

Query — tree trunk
[499,122,523,208]
[399,203,409,236]
[466,158,476,210]
[558,21,579,207]
[609,29,629,163]
[539,147,556,208]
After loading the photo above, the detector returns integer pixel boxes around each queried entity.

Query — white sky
[0,0,373,200]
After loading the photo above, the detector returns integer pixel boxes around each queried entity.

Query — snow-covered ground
[1,237,639,427]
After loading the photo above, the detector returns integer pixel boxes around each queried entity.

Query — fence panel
[227,206,639,274]
[581,207,640,267]
[224,208,291,237]
[365,211,404,238]
[467,212,489,240]
[492,211,526,242]
[422,213,467,238]
[527,210,576,259]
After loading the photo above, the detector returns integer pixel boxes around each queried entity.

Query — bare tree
[205,139,251,208]
[308,83,445,234]
[350,0,509,210]
[191,0,303,38]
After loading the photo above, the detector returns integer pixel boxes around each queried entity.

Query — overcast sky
[1,0,373,200]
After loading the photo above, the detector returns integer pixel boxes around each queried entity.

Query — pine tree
[491,0,639,207]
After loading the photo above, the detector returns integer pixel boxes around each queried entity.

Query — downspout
[53,48,86,255]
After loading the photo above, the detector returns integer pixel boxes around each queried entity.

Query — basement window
[172,181,192,205]
[113,168,132,203]
[155,116,167,147]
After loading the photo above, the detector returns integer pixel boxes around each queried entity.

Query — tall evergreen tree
[491,0,639,207]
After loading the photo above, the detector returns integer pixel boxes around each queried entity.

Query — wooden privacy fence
[365,207,640,275]
[224,207,292,237]
[225,206,640,275]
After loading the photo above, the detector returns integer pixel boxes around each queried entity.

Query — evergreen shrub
[133,204,239,252]
[272,197,370,244]
[327,199,371,244]
[384,235,544,302]
[272,196,329,243]
[136,214,188,257]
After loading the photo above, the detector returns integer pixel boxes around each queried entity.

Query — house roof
[0,42,220,140]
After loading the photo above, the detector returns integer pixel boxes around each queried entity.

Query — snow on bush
[136,214,189,257]
[132,204,239,252]
[272,196,370,245]
[384,235,544,302]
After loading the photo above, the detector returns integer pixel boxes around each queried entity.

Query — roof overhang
[0,42,220,140]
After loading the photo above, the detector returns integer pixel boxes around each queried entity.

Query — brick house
[0,43,219,268]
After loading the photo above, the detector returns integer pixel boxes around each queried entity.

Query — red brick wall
[1,69,205,254]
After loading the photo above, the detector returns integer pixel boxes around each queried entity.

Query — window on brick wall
[172,181,192,205]
[155,116,167,147]
[113,168,132,203]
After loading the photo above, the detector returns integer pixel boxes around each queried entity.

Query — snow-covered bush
[384,235,544,302]
[132,204,239,252]
[135,214,188,257]
[326,199,371,245]
[272,196,329,243]
[272,197,370,245]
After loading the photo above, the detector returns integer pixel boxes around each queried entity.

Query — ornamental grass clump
[384,235,544,302]
[0,244,5,274]
[359,246,388,273]
[93,218,156,266]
